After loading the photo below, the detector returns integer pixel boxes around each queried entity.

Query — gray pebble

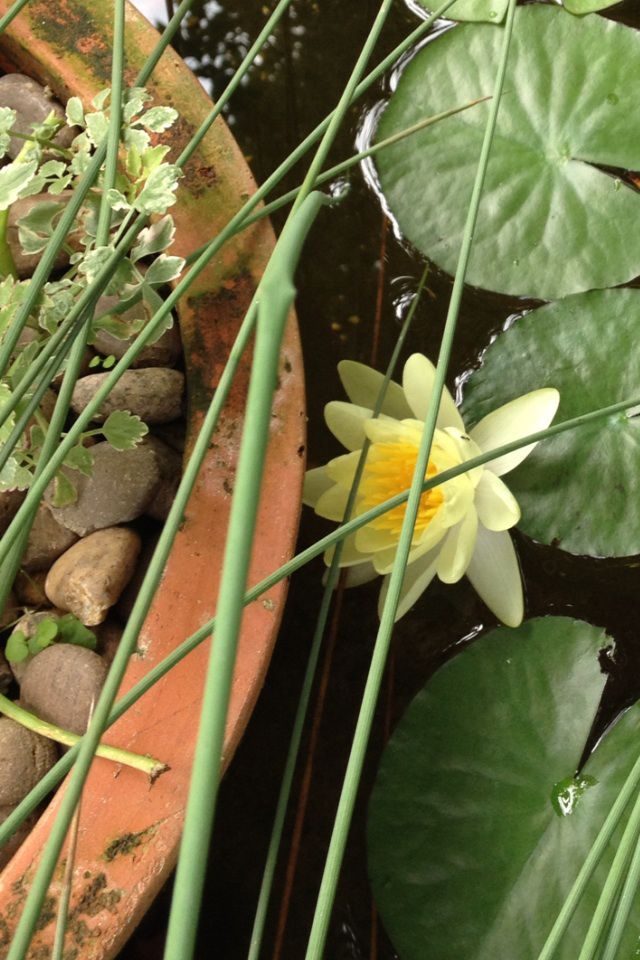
[45,442,161,536]
[44,527,141,626]
[21,503,78,572]
[20,644,107,735]
[0,74,73,159]
[0,717,58,805]
[71,368,184,425]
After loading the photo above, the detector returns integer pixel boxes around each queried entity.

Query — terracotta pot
[0,1,305,956]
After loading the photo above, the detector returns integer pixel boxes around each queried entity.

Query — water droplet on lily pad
[551,774,598,817]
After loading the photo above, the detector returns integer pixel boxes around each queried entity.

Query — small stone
[12,570,48,607]
[71,368,184,425]
[0,489,25,536]
[93,298,182,368]
[45,442,161,536]
[20,645,107,735]
[143,436,182,521]
[0,74,74,158]
[45,527,141,626]
[21,503,78,572]
[0,717,58,805]
[0,803,38,870]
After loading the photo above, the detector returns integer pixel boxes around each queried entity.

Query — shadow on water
[122,1,640,957]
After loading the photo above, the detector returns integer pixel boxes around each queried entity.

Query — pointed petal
[338,360,412,420]
[326,450,361,487]
[364,417,422,445]
[475,471,521,531]
[303,466,333,507]
[315,483,350,521]
[377,547,440,621]
[466,527,523,627]
[436,506,478,584]
[325,401,371,451]
[469,388,560,476]
[402,353,465,431]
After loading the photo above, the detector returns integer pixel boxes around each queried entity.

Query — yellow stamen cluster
[358,441,443,536]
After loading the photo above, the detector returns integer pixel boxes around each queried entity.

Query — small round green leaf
[374,6,640,299]
[367,617,640,960]
[5,630,28,663]
[462,289,640,557]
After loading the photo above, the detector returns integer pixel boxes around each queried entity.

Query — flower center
[358,440,443,536]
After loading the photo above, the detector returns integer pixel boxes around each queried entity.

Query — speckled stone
[0,74,74,159]
[0,717,58,805]
[20,644,108,735]
[44,527,141,626]
[71,368,184,425]
[21,503,78,572]
[45,442,161,536]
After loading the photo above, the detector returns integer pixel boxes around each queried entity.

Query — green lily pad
[374,5,640,299]
[367,617,640,960]
[412,0,507,24]
[462,288,640,558]
[563,0,620,12]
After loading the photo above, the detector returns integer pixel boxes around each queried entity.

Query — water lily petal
[377,547,440,621]
[402,353,465,430]
[324,532,369,567]
[303,466,333,507]
[364,417,423,445]
[466,526,523,627]
[475,471,521,531]
[344,561,379,587]
[325,401,372,451]
[436,506,478,584]
[315,483,350,521]
[326,450,361,487]
[469,388,560,476]
[338,360,412,419]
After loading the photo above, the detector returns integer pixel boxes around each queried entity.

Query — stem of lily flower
[2,385,640,852]
[247,264,429,960]
[0,695,165,777]
[304,1,518,954]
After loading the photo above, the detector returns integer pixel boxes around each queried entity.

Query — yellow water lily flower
[303,354,559,625]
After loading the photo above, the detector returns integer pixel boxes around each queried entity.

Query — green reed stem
[304,2,518,954]
[599,823,640,960]
[1,387,639,852]
[247,264,429,960]
[164,192,328,960]
[576,789,640,960]
[0,0,31,36]
[95,0,125,246]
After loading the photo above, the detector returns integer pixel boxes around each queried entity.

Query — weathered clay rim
[0,1,305,957]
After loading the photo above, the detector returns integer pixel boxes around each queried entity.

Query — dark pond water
[123,1,640,958]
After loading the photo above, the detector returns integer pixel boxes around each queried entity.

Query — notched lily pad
[368,617,640,960]
[462,288,640,558]
[374,5,640,299]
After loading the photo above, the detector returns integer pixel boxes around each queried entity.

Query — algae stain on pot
[29,0,114,85]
